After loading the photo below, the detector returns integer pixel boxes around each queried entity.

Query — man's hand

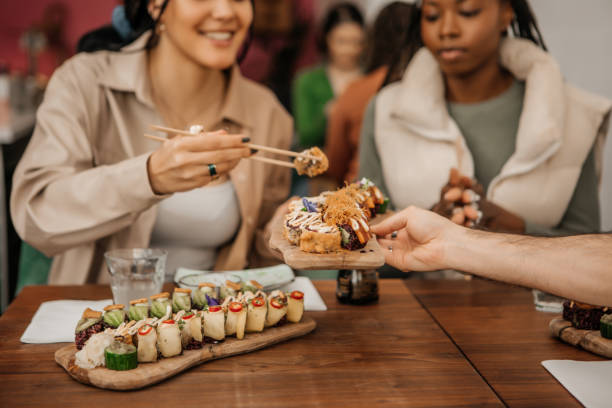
[371,206,463,272]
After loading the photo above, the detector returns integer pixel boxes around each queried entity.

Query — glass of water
[105,248,167,306]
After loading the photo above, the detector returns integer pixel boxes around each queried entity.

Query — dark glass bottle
[336,269,379,304]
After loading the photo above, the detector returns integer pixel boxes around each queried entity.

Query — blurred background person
[325,1,418,187]
[292,2,365,196]
[359,0,611,236]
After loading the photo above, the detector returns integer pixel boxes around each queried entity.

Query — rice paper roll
[190,311,203,343]
[224,301,247,339]
[128,298,149,321]
[245,295,267,333]
[172,288,192,313]
[241,279,263,294]
[103,304,126,328]
[179,311,203,349]
[193,283,218,309]
[220,280,241,301]
[156,319,182,358]
[265,290,288,327]
[287,291,304,323]
[203,306,225,341]
[150,292,172,319]
[136,324,157,362]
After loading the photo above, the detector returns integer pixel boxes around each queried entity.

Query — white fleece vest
[375,38,611,227]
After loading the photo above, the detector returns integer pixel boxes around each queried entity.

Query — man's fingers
[371,211,409,237]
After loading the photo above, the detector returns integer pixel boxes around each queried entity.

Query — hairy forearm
[446,229,612,306]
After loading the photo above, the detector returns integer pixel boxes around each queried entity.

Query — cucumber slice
[378,198,389,214]
[600,314,612,339]
[104,341,138,370]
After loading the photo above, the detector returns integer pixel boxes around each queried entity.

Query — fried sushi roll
[224,301,247,340]
[265,290,288,327]
[136,324,157,363]
[157,319,182,358]
[203,305,225,342]
[287,291,304,323]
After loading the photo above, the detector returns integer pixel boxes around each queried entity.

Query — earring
[157,23,166,34]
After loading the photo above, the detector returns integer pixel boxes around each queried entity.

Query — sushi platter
[549,317,612,358]
[55,316,316,390]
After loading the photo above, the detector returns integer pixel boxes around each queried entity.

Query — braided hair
[382,0,547,86]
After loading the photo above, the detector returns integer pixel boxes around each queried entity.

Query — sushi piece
[75,308,104,350]
[172,288,192,313]
[193,282,218,309]
[245,294,267,333]
[563,300,611,330]
[157,319,182,358]
[127,298,149,321]
[265,290,288,327]
[224,300,247,340]
[294,147,329,177]
[136,323,158,363]
[150,292,172,319]
[104,340,138,371]
[103,304,126,329]
[220,280,241,301]
[241,279,263,294]
[203,305,225,342]
[601,314,612,339]
[180,311,203,349]
[287,291,304,323]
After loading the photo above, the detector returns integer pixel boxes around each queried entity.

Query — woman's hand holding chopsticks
[147,129,251,194]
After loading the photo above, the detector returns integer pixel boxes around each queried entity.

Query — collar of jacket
[388,38,565,179]
[96,30,255,132]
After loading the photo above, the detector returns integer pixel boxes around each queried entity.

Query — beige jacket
[375,38,611,227]
[11,34,292,285]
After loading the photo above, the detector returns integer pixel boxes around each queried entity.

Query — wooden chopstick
[149,124,319,161]
[249,156,296,168]
[144,133,295,169]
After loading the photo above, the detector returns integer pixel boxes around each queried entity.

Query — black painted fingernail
[250,148,258,155]
[242,137,251,143]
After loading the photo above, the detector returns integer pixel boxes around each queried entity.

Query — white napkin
[542,360,612,408]
[278,277,327,311]
[20,299,113,344]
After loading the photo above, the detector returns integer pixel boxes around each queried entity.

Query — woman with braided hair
[359,0,611,236]
[11,0,293,285]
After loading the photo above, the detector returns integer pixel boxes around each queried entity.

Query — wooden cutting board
[55,317,316,390]
[549,317,612,358]
[268,213,385,270]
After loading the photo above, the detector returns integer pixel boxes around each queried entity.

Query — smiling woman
[11,0,295,284]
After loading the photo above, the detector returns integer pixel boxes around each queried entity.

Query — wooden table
[0,279,600,407]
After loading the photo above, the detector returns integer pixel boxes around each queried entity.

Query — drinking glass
[105,248,167,306]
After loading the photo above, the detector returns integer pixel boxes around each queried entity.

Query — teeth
[204,32,232,40]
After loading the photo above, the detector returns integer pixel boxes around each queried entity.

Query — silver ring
[388,246,393,252]
[208,163,217,177]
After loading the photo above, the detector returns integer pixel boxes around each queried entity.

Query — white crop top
[150,180,241,281]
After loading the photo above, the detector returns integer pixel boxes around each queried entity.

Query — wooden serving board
[549,317,612,358]
[268,213,385,270]
[55,317,316,390]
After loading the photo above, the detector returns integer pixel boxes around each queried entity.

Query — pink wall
[0,0,117,76]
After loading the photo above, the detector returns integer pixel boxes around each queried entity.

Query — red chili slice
[290,290,304,300]
[138,324,153,336]
[252,297,265,307]
[229,302,242,313]
[162,319,175,324]
[208,306,222,313]
[182,313,194,320]
[270,298,284,309]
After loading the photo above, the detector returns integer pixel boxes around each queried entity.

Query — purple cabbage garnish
[206,294,220,306]
[302,198,317,212]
